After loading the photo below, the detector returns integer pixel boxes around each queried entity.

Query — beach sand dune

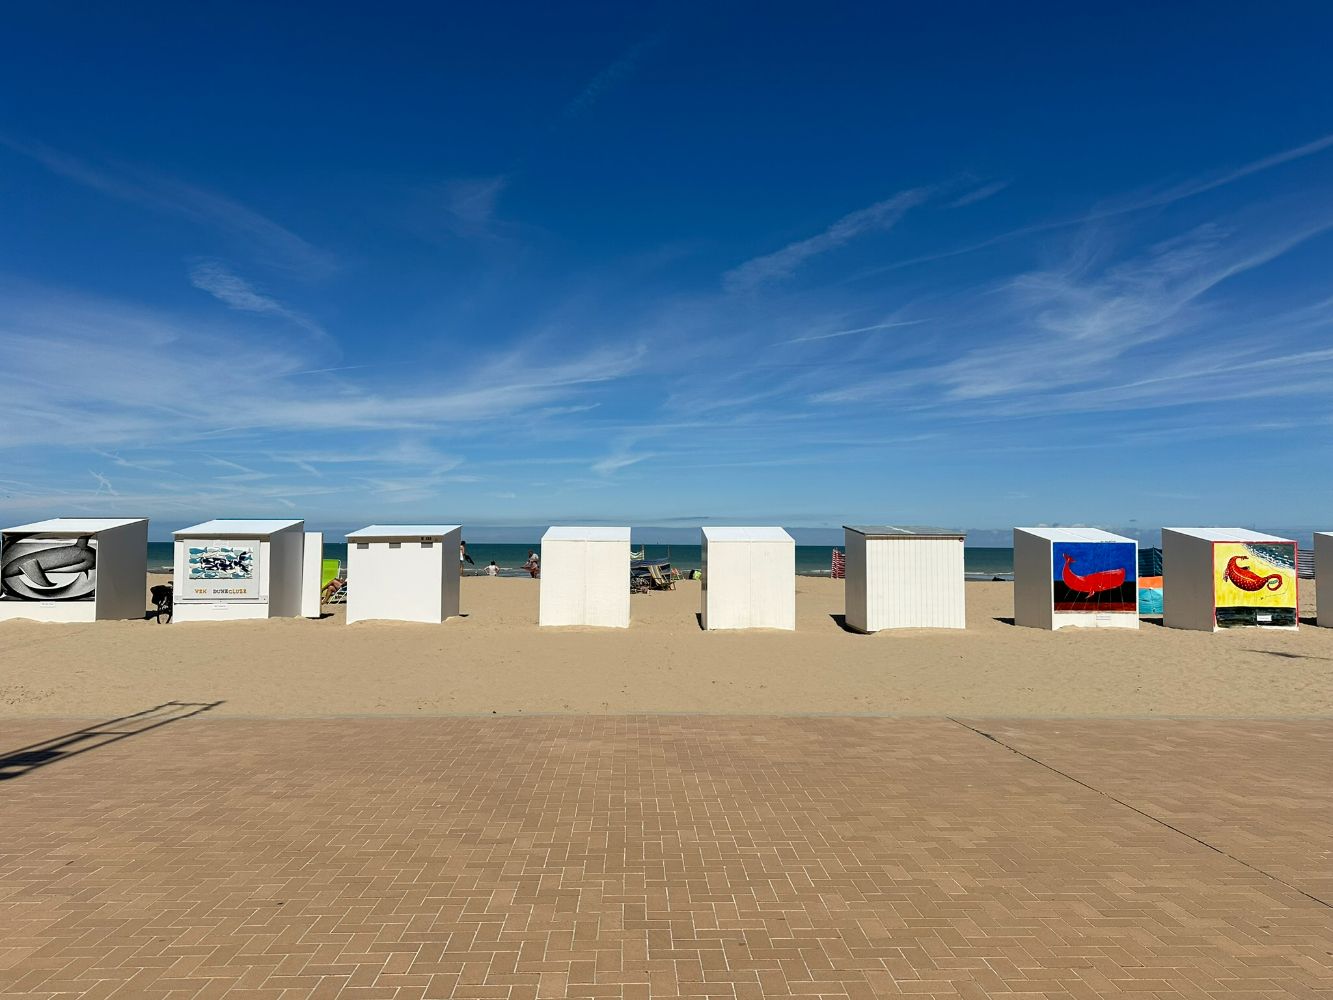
[0,577,1327,719]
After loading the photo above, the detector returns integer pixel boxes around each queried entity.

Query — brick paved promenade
[1,713,1329,999]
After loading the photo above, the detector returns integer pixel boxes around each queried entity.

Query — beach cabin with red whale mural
[1013,527,1139,630]
[1162,527,1299,631]
[0,517,148,623]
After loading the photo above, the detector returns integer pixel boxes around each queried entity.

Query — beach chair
[647,564,675,591]
[322,560,348,605]
[320,559,340,590]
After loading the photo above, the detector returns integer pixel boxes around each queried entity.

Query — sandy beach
[0,576,1326,719]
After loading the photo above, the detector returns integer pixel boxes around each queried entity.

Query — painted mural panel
[1213,542,1297,627]
[184,540,262,601]
[1137,576,1164,615]
[0,534,97,601]
[1052,541,1137,613]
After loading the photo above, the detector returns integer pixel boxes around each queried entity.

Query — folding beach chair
[322,560,348,605]
[320,559,340,590]
[647,564,675,591]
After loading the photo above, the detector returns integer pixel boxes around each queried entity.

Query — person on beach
[523,550,540,578]
[460,540,475,576]
[485,560,500,577]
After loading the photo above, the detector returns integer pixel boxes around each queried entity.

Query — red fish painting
[1223,556,1283,592]
[1061,552,1126,595]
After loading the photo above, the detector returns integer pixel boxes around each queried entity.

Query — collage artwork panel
[0,534,97,602]
[184,539,262,602]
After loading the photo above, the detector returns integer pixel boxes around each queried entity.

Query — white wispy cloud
[723,188,929,292]
[783,319,926,344]
[89,470,118,496]
[0,134,335,278]
[850,132,1333,282]
[947,180,1010,208]
[818,206,1333,413]
[188,259,326,337]
[591,451,652,475]
[1123,131,1333,212]
[433,175,512,240]
[558,37,659,121]
[0,283,645,449]
[269,442,460,476]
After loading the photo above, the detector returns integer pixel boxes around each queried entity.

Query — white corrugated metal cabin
[173,519,308,623]
[1318,533,1333,628]
[700,527,795,630]
[345,525,462,625]
[1013,527,1139,631]
[0,517,148,623]
[843,525,966,632]
[539,526,631,628]
[1162,527,1299,632]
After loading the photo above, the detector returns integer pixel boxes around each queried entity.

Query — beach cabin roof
[542,526,630,542]
[174,518,304,538]
[1163,527,1294,543]
[702,526,793,542]
[1016,527,1136,543]
[346,524,461,540]
[3,517,147,534]
[844,525,965,540]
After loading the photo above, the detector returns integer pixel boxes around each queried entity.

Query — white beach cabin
[0,517,148,623]
[843,525,966,632]
[173,519,308,623]
[539,526,630,628]
[1313,532,1332,628]
[700,526,795,630]
[1162,527,1299,631]
[1013,527,1139,630]
[344,524,461,625]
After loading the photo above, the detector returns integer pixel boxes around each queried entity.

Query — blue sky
[3,4,1333,539]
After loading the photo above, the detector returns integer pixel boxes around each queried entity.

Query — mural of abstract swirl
[0,534,97,601]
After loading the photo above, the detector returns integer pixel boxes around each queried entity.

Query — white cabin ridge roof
[1163,527,1295,543]
[844,525,965,539]
[346,524,462,540]
[701,526,794,542]
[1015,527,1137,543]
[3,517,147,534]
[542,526,631,542]
[175,518,304,538]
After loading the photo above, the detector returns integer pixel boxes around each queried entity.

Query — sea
[148,543,1018,580]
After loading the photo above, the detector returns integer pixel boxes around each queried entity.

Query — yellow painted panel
[1213,542,1296,608]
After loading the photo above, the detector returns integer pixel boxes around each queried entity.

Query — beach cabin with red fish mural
[1013,527,1139,630]
[1162,528,1299,632]
[0,517,148,623]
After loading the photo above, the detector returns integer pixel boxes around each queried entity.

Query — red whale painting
[1051,542,1137,613]
[1061,552,1126,594]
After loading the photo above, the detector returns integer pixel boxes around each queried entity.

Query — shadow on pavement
[0,701,223,782]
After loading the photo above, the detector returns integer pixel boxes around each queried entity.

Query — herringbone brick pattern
[0,716,1329,999]
[969,718,1333,907]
